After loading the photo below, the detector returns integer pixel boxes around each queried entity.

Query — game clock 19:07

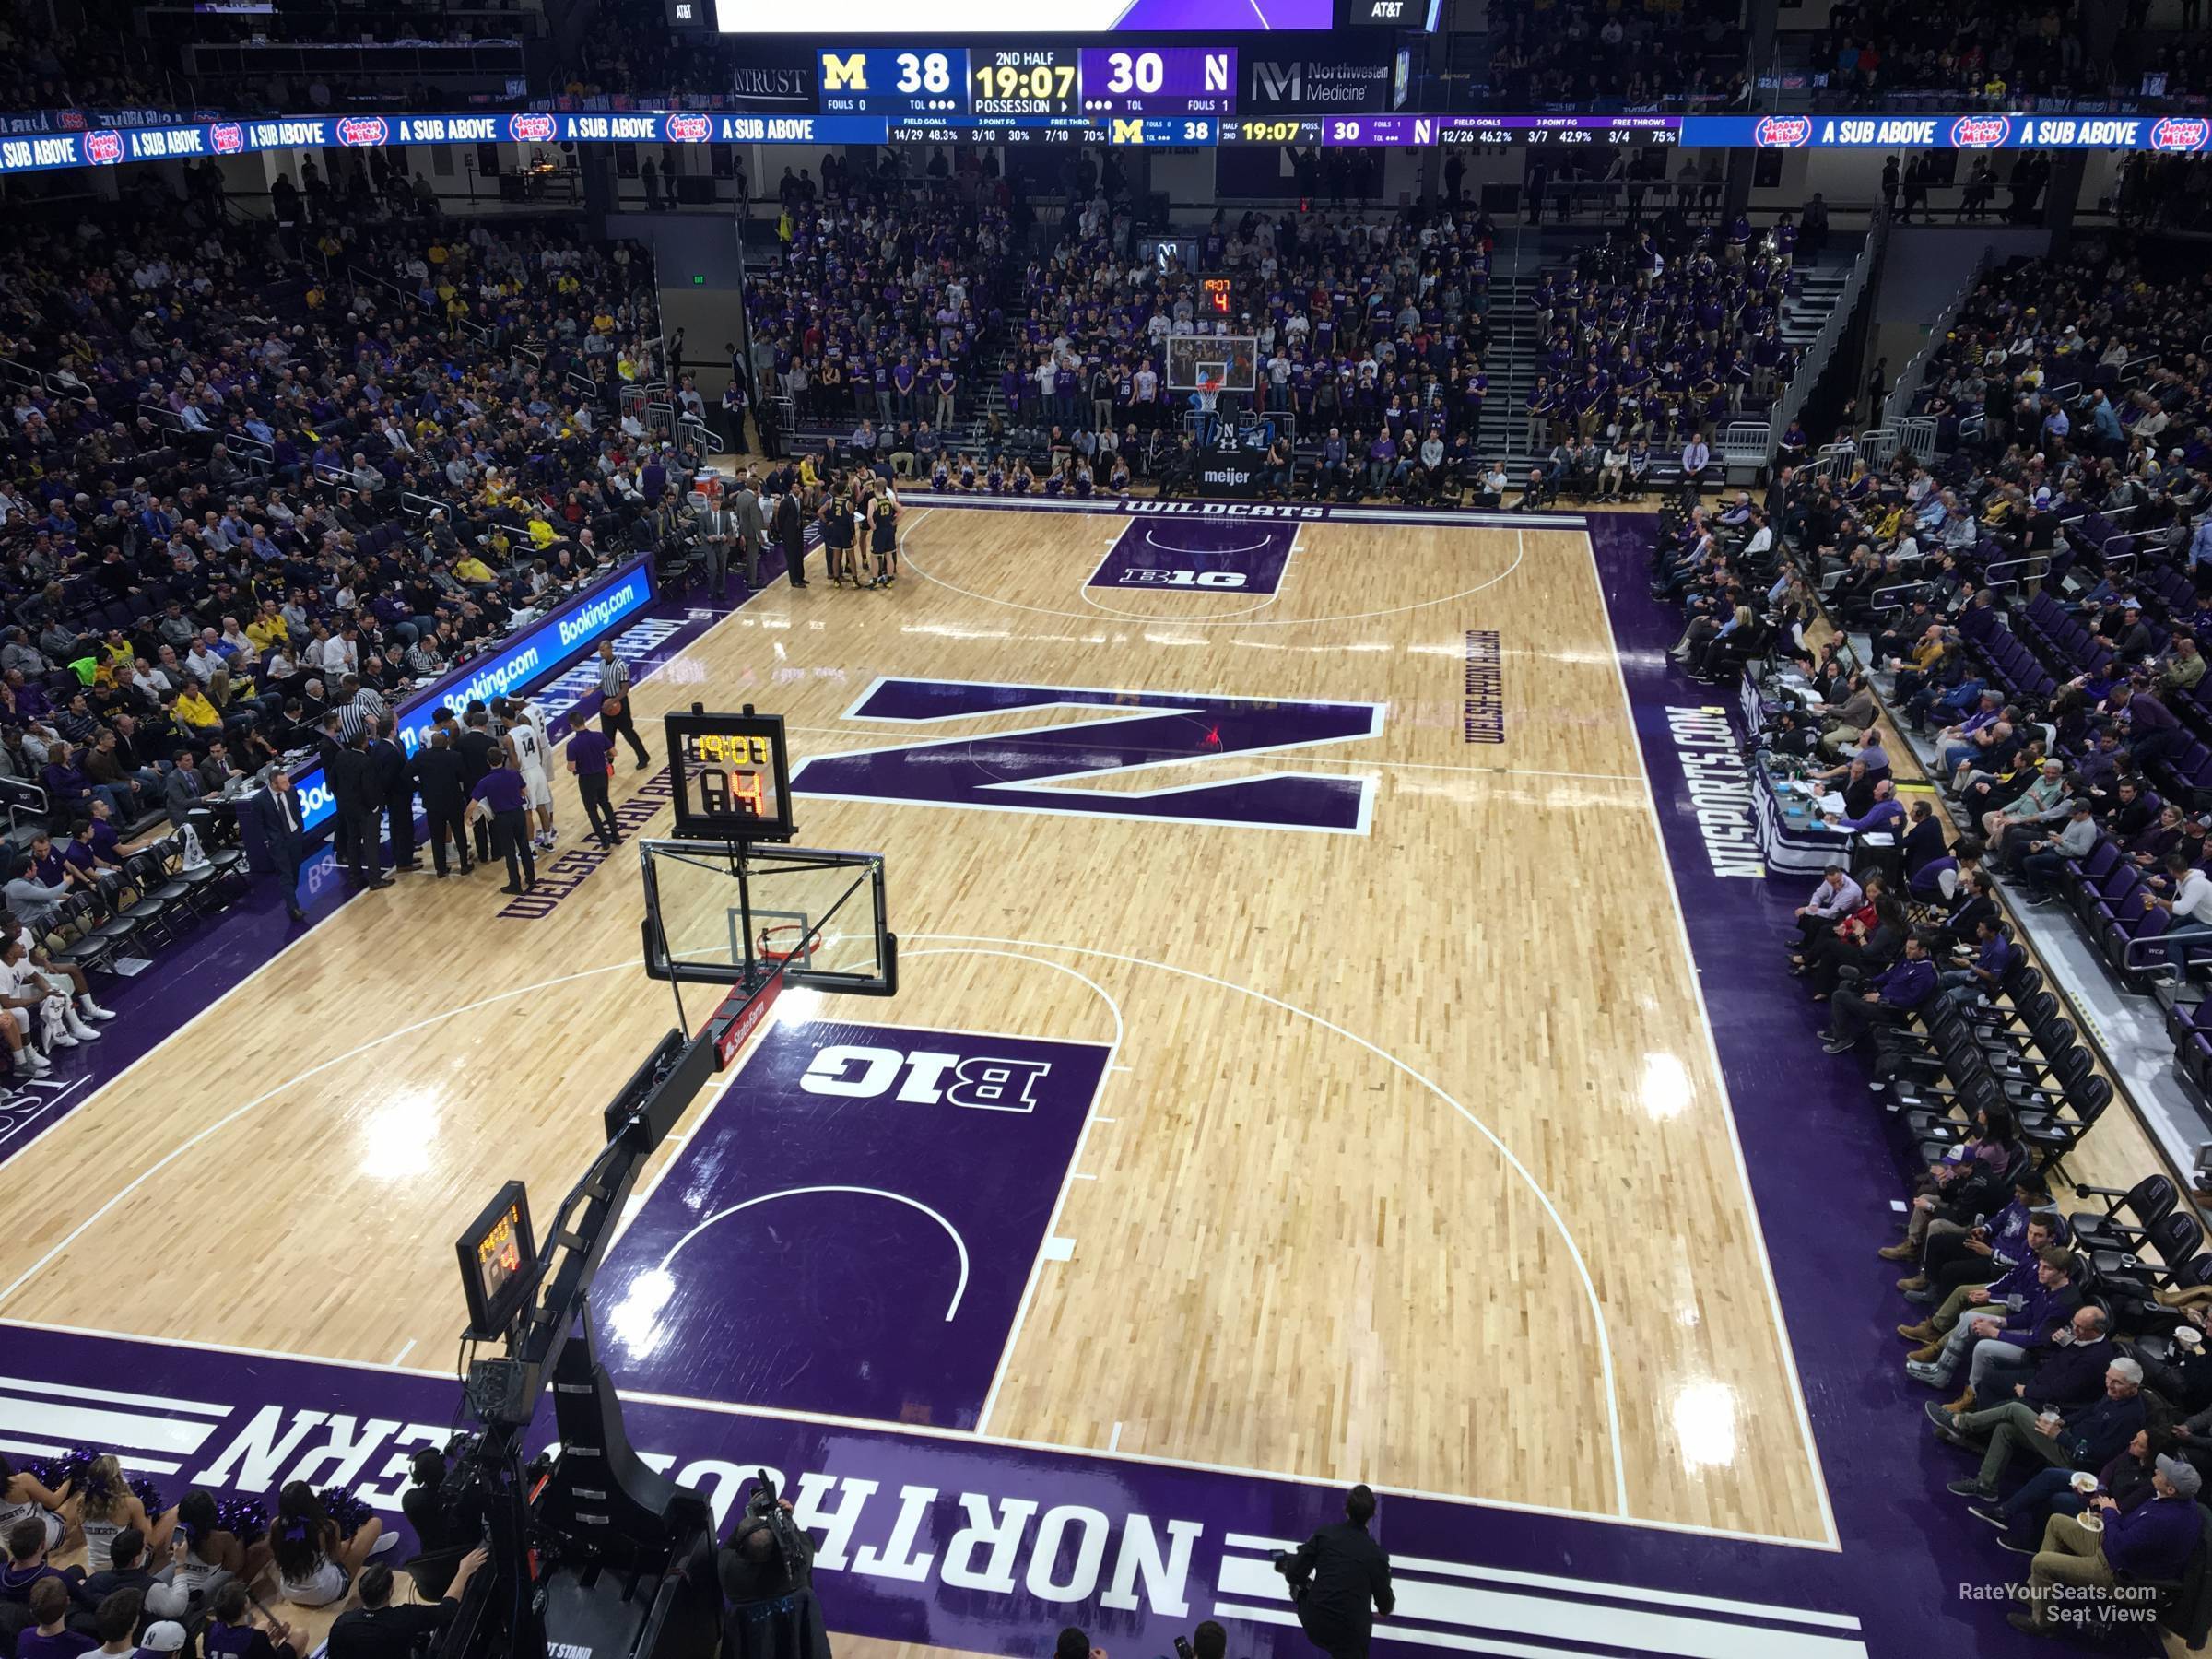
[667,710,796,841]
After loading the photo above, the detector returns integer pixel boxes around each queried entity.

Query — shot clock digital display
[666,708,796,841]
[455,1180,536,1339]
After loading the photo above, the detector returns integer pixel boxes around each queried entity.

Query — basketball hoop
[756,924,820,966]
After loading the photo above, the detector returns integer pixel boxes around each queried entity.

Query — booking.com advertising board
[0,105,2206,177]
[288,555,653,838]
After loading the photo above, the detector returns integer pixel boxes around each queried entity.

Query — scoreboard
[667,708,796,842]
[819,45,1234,123]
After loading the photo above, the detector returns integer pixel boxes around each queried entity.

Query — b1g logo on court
[1119,569,1249,589]
[595,1018,1111,1429]
[1088,519,1297,597]
[801,1043,1054,1112]
[794,677,1381,835]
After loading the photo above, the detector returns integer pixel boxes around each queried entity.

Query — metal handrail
[1768,206,1888,456]
[1985,553,2053,593]
[1885,250,1989,428]
[1871,579,1935,616]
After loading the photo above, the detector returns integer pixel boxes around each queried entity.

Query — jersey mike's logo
[2150,116,2211,153]
[208,122,244,155]
[508,112,557,143]
[335,115,389,147]
[55,110,85,130]
[1948,114,2012,147]
[1753,115,1811,147]
[82,130,123,164]
[665,112,711,142]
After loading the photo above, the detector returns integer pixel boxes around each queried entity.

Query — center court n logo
[791,678,1382,835]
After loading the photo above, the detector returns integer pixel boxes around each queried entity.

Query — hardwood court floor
[0,508,1833,1546]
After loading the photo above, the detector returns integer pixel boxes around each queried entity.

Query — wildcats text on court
[1665,707,1765,878]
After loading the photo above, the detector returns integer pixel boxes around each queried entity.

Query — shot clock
[666,706,796,842]
[455,1180,536,1339]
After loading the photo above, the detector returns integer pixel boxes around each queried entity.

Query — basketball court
[0,499,2111,1659]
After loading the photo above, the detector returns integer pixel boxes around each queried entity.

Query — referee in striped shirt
[333,676,388,745]
[595,640,650,768]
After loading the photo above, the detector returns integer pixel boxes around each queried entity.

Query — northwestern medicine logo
[1753,115,1812,147]
[508,112,558,143]
[209,122,243,154]
[1949,113,2012,148]
[665,112,711,143]
[2151,116,2211,153]
[335,115,389,147]
[82,130,123,164]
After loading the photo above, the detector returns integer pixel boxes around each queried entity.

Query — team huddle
[812,474,903,591]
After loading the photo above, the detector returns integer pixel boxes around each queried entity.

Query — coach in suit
[772,489,807,587]
[327,728,390,889]
[1276,1486,1394,1659]
[731,476,767,590]
[457,709,499,865]
[251,765,307,922]
[318,712,356,865]
[370,716,418,872]
[693,496,737,599]
[412,729,471,877]
[1274,1495,1389,1659]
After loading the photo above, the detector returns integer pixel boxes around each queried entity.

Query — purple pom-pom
[321,1488,374,1537]
[215,1497,268,1544]
[127,1477,166,1516]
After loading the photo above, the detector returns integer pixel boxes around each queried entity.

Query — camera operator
[324,1548,487,1659]
[1273,1485,1394,1659]
[717,1477,830,1659]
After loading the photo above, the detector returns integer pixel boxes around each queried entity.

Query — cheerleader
[1108,454,1132,496]
[867,487,900,588]
[269,1482,390,1609]
[66,1454,175,1571]
[1072,458,1094,498]
[956,454,978,492]
[929,455,950,493]
[0,1456,68,1556]
[1011,460,1035,496]
[985,455,1006,494]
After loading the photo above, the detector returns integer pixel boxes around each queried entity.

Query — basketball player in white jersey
[498,698,558,850]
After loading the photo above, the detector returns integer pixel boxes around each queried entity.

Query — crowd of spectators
[1511,211,1803,492]
[1480,0,1750,111]
[1642,429,2212,1641]
[743,161,1017,451]
[0,166,731,1065]
[1812,0,2210,106]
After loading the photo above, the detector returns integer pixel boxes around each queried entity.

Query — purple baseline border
[1586,512,2063,1657]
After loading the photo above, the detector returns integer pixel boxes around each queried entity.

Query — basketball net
[1194,381,1221,414]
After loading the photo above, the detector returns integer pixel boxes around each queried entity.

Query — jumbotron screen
[712,0,1330,30]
